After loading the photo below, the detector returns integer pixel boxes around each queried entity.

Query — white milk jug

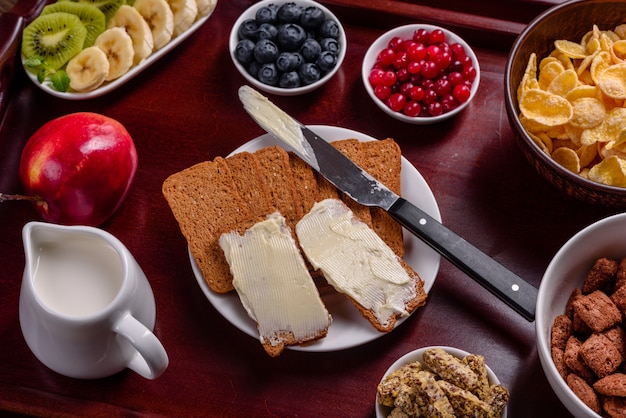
[19,221,168,379]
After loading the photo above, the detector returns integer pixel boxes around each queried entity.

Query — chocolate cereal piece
[565,288,583,318]
[593,373,626,396]
[604,326,626,358]
[566,374,601,414]
[564,336,595,382]
[582,257,618,294]
[616,257,626,290]
[602,395,626,418]
[551,346,569,380]
[551,314,573,350]
[610,285,626,316]
[581,333,623,378]
[573,290,622,333]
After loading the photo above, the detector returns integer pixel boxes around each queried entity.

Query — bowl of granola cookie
[537,212,626,417]
[375,346,509,417]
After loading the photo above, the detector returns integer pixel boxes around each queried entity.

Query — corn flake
[588,155,626,186]
[519,89,573,126]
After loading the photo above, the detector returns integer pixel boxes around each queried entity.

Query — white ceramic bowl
[229,0,346,96]
[375,346,507,418]
[362,24,480,124]
[537,213,626,418]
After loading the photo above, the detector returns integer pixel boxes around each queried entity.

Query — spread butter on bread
[219,212,332,357]
[295,198,427,332]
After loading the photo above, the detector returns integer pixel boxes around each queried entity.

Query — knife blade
[238,85,538,321]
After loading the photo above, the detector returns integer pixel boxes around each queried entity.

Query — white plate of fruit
[20,0,217,100]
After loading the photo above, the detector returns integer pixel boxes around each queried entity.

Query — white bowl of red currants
[230,0,346,96]
[362,24,480,124]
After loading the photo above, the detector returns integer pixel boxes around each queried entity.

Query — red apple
[19,112,138,226]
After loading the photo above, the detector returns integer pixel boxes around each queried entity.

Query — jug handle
[114,312,169,380]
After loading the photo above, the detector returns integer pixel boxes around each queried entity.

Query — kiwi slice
[41,2,105,47]
[60,0,126,23]
[22,12,87,70]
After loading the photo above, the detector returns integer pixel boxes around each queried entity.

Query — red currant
[377,48,396,66]
[406,43,426,61]
[428,102,443,116]
[374,84,391,101]
[381,70,397,86]
[433,50,452,70]
[388,36,404,51]
[448,71,464,86]
[433,77,451,96]
[393,51,409,69]
[369,68,385,85]
[452,84,471,103]
[450,43,466,60]
[408,85,425,101]
[403,101,422,117]
[462,65,477,82]
[412,28,430,44]
[420,61,439,79]
[428,29,445,44]
[386,93,406,112]
[407,60,422,75]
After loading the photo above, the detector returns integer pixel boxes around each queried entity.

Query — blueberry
[300,38,321,62]
[320,38,339,54]
[257,23,277,41]
[253,39,279,64]
[258,63,279,85]
[234,39,256,64]
[299,62,320,85]
[277,2,303,23]
[238,19,258,41]
[276,52,303,72]
[316,50,337,72]
[300,6,325,30]
[246,60,261,77]
[319,19,340,39]
[255,5,277,24]
[279,71,301,88]
[276,23,306,51]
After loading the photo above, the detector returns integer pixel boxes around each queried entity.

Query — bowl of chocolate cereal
[375,346,509,417]
[505,0,626,207]
[537,213,626,417]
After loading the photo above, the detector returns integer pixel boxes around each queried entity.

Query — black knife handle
[389,198,537,321]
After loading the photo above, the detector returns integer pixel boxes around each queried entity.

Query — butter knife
[238,85,538,321]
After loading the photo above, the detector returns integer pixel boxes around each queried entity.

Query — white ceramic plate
[375,346,507,417]
[190,125,441,352]
[21,2,217,100]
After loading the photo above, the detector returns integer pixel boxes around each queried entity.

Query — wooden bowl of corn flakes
[505,0,626,207]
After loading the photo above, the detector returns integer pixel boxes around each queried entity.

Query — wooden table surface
[0,0,616,416]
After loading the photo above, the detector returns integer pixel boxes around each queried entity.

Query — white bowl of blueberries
[230,0,346,96]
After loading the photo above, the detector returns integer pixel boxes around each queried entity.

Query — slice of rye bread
[225,151,273,218]
[329,138,404,257]
[346,259,427,332]
[162,158,251,294]
[357,138,404,257]
[329,139,374,227]
[288,153,320,215]
[254,146,303,229]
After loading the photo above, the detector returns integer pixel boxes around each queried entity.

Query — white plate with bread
[188,125,442,352]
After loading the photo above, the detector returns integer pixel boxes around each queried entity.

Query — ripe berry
[453,84,471,103]
[404,101,422,117]
[412,29,430,44]
[374,84,391,100]
[386,93,406,112]
[428,29,445,44]
[377,48,396,66]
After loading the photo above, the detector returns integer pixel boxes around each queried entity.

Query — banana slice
[66,46,110,92]
[167,0,197,36]
[95,27,135,81]
[195,0,216,17]
[108,4,154,64]
[133,0,174,50]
